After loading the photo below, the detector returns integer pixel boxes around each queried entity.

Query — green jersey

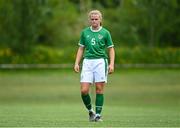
[79,26,114,59]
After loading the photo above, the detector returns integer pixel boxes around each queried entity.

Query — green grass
[0,69,180,127]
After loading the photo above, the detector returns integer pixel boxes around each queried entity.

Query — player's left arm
[106,30,115,74]
[108,47,115,74]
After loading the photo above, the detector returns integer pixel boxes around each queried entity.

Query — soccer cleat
[95,115,103,122]
[89,110,96,122]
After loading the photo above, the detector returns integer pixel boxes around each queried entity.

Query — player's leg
[81,82,95,121]
[93,59,107,121]
[80,59,93,111]
[95,82,104,122]
[80,59,95,121]
[81,82,92,111]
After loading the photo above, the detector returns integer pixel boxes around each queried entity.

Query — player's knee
[96,89,103,94]
[81,89,89,95]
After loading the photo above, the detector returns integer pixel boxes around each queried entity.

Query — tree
[133,0,180,47]
[0,0,42,54]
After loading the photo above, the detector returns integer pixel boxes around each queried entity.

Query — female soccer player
[74,10,115,122]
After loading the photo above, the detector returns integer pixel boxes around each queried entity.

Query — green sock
[95,94,104,115]
[81,94,92,110]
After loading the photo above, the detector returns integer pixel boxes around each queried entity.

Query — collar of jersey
[90,26,102,32]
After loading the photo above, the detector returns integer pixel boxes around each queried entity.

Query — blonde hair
[88,10,103,25]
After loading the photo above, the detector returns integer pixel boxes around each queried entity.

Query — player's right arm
[74,47,84,73]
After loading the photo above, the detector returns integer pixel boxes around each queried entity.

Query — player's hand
[74,64,80,73]
[108,64,114,74]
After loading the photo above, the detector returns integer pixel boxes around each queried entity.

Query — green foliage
[0,0,42,54]
[0,46,76,64]
[38,0,80,47]
[116,47,180,64]
[0,0,180,61]
[104,0,180,47]
[0,46,179,64]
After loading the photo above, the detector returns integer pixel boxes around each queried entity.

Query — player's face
[90,14,101,29]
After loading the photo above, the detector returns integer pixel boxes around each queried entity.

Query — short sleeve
[106,31,114,48]
[78,31,85,47]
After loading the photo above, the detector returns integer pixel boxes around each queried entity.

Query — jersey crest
[98,34,103,40]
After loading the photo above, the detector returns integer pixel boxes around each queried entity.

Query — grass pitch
[0,69,179,127]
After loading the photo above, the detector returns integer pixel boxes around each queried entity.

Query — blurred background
[0,0,179,65]
[0,0,180,126]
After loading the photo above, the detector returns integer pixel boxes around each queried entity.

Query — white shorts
[80,58,108,84]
